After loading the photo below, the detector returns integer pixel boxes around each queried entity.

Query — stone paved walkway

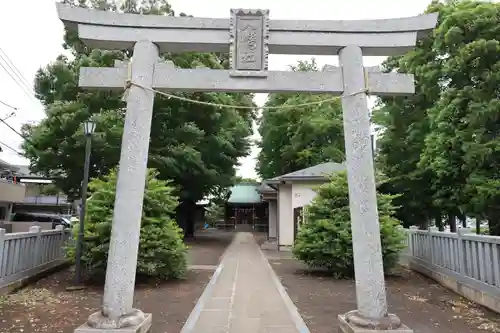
[181,232,309,333]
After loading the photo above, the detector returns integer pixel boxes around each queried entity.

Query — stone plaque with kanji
[230,9,269,73]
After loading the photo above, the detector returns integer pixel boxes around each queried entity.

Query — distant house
[258,162,345,251]
[10,165,74,216]
[0,159,26,221]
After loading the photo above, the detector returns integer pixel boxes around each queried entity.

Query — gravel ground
[268,253,500,333]
[0,230,233,333]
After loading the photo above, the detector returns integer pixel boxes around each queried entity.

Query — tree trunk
[185,200,195,238]
[476,219,481,235]
[488,217,500,236]
[420,219,429,230]
[175,204,186,235]
[434,213,443,231]
[176,200,196,239]
[447,213,457,233]
[459,214,467,228]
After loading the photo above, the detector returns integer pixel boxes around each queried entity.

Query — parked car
[11,212,72,229]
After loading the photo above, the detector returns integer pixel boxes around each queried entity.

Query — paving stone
[258,326,301,333]
[205,297,232,310]
[229,317,260,332]
[192,310,230,330]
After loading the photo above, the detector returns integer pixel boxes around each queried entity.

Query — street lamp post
[74,120,96,285]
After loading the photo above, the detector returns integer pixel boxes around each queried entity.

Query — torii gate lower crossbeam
[80,61,415,95]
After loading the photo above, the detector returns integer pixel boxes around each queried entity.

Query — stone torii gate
[57,4,436,333]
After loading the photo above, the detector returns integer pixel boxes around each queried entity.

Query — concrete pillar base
[338,311,412,333]
[278,245,293,252]
[75,312,152,333]
[261,239,278,250]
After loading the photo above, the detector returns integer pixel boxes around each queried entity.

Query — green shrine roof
[227,183,262,204]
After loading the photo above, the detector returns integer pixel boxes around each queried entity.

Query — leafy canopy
[22,0,255,205]
[374,0,500,235]
[257,59,345,179]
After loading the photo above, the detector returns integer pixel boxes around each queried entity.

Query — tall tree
[22,0,255,235]
[373,0,446,228]
[375,0,500,235]
[257,60,345,179]
[420,0,500,235]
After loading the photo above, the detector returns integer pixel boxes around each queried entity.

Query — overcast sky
[0,0,432,179]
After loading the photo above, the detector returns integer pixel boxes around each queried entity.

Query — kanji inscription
[236,17,261,69]
[230,9,269,73]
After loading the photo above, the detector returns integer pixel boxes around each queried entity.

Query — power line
[0,139,23,156]
[0,117,36,147]
[0,50,42,154]
[0,60,37,104]
[0,117,41,160]
[0,99,18,110]
[1,111,15,121]
[0,47,32,92]
[0,48,39,106]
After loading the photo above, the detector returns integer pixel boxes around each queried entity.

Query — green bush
[292,171,405,278]
[68,168,187,280]
[205,202,225,227]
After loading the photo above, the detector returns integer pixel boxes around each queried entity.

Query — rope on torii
[123,59,371,110]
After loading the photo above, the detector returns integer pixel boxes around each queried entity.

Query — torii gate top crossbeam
[56,4,437,56]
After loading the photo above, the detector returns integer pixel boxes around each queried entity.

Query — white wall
[278,181,325,249]
[278,184,293,247]
[268,200,277,239]
[291,182,323,208]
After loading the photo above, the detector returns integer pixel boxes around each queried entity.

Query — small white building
[258,162,345,251]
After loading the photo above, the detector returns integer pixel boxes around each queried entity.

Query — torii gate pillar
[338,44,403,331]
[86,41,159,330]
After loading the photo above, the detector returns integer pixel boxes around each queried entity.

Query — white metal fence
[403,227,500,313]
[0,226,71,292]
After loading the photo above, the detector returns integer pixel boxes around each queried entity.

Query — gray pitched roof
[13,165,32,176]
[0,158,19,172]
[258,183,276,194]
[268,162,345,183]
